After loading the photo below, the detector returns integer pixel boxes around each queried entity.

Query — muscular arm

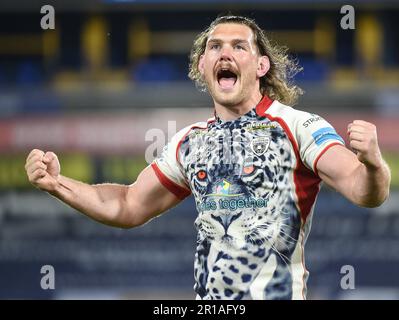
[25,150,182,228]
[316,120,391,208]
[52,166,181,228]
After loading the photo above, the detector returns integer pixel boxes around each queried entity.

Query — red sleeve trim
[313,142,344,177]
[151,162,191,200]
[264,114,321,223]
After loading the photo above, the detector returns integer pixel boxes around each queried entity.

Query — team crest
[250,136,270,156]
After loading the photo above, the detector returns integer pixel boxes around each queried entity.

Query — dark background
[0,0,398,299]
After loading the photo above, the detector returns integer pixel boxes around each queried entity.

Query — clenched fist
[347,120,383,169]
[25,149,60,192]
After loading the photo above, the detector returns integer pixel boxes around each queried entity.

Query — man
[25,15,390,300]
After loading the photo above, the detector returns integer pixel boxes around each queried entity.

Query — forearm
[350,160,391,208]
[49,175,134,228]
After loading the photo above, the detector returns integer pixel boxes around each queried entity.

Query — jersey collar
[213,95,274,124]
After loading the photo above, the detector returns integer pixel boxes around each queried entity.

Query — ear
[257,55,270,78]
[198,54,205,76]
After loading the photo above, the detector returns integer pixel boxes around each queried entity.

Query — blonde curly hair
[188,15,303,106]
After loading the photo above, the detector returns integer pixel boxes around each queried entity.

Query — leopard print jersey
[153,96,345,299]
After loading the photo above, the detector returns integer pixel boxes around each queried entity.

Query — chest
[180,124,296,197]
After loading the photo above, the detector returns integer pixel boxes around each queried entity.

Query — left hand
[347,120,383,169]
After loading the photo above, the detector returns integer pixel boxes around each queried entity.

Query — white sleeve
[151,125,192,200]
[295,112,345,173]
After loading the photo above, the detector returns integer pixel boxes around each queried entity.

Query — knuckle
[32,149,43,155]
[30,155,40,163]
[34,160,42,168]
[37,170,45,178]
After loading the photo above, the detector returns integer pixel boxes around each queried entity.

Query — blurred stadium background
[0,0,398,299]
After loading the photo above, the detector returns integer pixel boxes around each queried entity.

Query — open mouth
[217,69,237,90]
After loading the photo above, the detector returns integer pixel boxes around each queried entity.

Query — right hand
[25,149,60,192]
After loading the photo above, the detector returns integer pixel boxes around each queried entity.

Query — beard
[205,77,247,108]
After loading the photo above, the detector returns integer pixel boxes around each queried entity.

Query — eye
[243,165,255,175]
[234,44,244,50]
[197,170,207,180]
[210,44,220,50]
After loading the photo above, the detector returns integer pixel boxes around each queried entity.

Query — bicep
[316,144,361,197]
[126,165,183,226]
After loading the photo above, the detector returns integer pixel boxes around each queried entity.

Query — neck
[214,92,263,121]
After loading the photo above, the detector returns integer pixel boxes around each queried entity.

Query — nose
[219,45,233,61]
[222,234,233,241]
[211,212,242,232]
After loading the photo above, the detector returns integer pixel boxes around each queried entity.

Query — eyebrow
[207,38,250,45]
